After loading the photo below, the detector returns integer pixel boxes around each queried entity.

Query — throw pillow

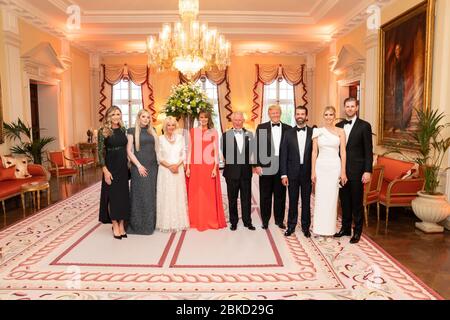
[1,155,16,168]
[14,158,32,179]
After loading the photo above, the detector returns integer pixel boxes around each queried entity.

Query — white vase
[412,191,450,233]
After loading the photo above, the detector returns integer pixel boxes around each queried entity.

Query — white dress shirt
[271,122,282,156]
[297,127,307,164]
[233,128,244,153]
[344,116,357,143]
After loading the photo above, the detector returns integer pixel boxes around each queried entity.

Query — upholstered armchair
[69,145,95,174]
[363,165,384,227]
[47,151,78,180]
[377,156,425,229]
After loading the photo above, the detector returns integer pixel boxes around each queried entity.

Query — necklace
[165,134,176,143]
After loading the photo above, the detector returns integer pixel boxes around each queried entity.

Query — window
[195,78,222,133]
[262,79,295,126]
[112,80,143,128]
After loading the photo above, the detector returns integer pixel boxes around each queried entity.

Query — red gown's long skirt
[187,128,226,231]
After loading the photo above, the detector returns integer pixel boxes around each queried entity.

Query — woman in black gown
[98,106,130,239]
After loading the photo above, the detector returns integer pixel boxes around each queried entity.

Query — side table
[21,181,51,212]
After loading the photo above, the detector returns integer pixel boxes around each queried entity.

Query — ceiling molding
[310,0,339,22]
[331,0,392,39]
[5,0,66,38]
[75,27,330,38]
[46,0,71,13]
[233,50,310,57]
[2,0,396,57]
[47,0,338,25]
[305,0,393,56]
[80,12,316,25]
[1,0,94,54]
[97,49,311,57]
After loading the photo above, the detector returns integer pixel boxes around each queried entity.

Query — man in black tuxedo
[280,106,313,238]
[334,97,373,244]
[221,111,256,231]
[255,105,292,230]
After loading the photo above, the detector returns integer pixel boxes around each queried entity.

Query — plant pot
[411,191,450,233]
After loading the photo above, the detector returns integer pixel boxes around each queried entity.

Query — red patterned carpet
[0,180,442,300]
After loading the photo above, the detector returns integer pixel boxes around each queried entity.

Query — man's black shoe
[284,228,295,237]
[334,229,351,237]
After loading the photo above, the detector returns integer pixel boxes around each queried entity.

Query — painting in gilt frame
[378,0,435,147]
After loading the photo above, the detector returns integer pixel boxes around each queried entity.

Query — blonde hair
[268,104,282,113]
[102,106,125,138]
[323,106,336,116]
[162,116,179,136]
[134,109,159,152]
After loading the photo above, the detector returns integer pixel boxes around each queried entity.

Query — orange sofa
[0,161,50,214]
[376,156,425,229]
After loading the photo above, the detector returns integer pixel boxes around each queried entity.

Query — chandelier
[146,0,231,79]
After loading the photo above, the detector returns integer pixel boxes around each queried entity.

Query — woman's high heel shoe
[112,227,122,240]
[121,233,127,238]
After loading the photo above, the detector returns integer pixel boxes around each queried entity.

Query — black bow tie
[344,120,353,125]
[272,123,280,127]
[296,127,306,132]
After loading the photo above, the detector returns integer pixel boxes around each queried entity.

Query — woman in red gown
[186,111,226,231]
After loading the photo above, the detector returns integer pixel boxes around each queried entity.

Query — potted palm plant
[388,108,450,233]
[3,119,55,165]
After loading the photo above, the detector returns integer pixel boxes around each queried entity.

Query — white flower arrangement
[162,83,214,119]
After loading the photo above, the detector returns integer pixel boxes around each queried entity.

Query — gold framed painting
[378,0,435,147]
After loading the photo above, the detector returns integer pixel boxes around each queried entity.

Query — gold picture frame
[378,0,435,147]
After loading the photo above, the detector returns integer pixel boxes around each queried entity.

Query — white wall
[37,84,61,151]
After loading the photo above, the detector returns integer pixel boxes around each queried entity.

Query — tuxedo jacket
[279,126,313,180]
[255,121,292,173]
[221,128,255,180]
[336,118,373,180]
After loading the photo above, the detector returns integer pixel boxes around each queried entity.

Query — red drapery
[251,64,307,124]
[99,64,155,123]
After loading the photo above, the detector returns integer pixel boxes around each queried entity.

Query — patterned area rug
[0,179,442,300]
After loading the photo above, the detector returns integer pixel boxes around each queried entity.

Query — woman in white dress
[156,116,190,232]
[311,106,347,237]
